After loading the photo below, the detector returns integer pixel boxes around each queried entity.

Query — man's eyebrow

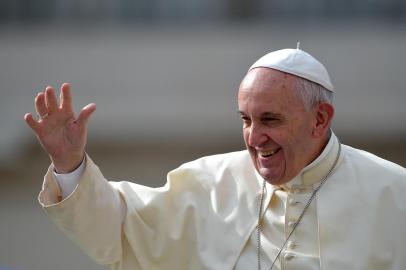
[238,111,252,117]
[261,112,284,118]
[237,111,285,120]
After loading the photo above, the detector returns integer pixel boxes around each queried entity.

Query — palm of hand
[39,109,83,159]
[24,83,96,173]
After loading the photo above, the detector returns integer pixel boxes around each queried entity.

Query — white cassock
[38,133,406,270]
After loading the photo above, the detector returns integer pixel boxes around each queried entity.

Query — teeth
[260,149,279,157]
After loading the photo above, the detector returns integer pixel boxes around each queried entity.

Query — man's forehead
[238,68,306,114]
[240,68,297,92]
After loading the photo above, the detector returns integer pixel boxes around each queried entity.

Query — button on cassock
[288,198,301,206]
[284,252,295,261]
[290,187,304,194]
[288,220,297,228]
[287,241,297,250]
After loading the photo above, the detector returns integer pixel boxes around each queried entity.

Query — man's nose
[247,124,268,147]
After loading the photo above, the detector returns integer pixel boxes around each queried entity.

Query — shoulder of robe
[112,150,258,228]
[167,150,254,190]
[341,144,406,182]
[111,150,256,202]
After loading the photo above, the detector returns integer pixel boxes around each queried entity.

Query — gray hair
[294,77,334,111]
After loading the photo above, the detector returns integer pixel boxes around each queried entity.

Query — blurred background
[1,0,405,269]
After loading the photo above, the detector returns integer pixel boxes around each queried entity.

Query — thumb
[24,113,40,134]
[77,103,96,127]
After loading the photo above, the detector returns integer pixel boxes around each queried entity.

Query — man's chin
[258,167,284,185]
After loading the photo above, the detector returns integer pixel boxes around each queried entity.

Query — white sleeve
[53,158,86,200]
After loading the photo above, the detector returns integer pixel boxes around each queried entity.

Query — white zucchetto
[249,48,334,92]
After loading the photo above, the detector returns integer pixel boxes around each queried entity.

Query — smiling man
[26,48,406,270]
[238,67,333,185]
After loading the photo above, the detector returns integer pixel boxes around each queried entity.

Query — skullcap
[249,48,334,92]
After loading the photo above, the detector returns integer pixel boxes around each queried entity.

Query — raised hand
[24,83,96,173]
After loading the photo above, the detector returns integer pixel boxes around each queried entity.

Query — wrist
[52,153,85,174]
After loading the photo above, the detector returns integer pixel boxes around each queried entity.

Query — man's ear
[313,102,334,138]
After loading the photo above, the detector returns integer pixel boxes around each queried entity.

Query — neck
[279,131,340,191]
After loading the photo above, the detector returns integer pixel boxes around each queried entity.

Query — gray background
[1,1,405,269]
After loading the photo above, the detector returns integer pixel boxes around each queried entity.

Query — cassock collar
[278,131,341,193]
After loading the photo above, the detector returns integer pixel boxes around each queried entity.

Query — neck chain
[257,140,342,270]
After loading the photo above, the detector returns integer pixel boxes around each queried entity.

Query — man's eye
[263,118,279,124]
[241,117,251,124]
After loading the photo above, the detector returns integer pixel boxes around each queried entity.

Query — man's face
[238,68,321,185]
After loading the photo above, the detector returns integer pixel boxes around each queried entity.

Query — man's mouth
[258,148,281,158]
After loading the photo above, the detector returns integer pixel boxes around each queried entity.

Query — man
[25,48,406,270]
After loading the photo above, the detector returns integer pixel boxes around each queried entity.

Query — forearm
[39,155,126,265]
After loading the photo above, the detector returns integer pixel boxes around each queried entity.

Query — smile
[258,148,281,158]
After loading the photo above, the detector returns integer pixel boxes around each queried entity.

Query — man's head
[238,49,334,185]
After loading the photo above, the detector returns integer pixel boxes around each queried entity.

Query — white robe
[38,133,406,269]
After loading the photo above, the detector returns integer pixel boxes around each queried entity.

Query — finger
[77,103,96,127]
[60,83,73,112]
[24,113,41,134]
[35,92,48,118]
[45,86,58,113]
